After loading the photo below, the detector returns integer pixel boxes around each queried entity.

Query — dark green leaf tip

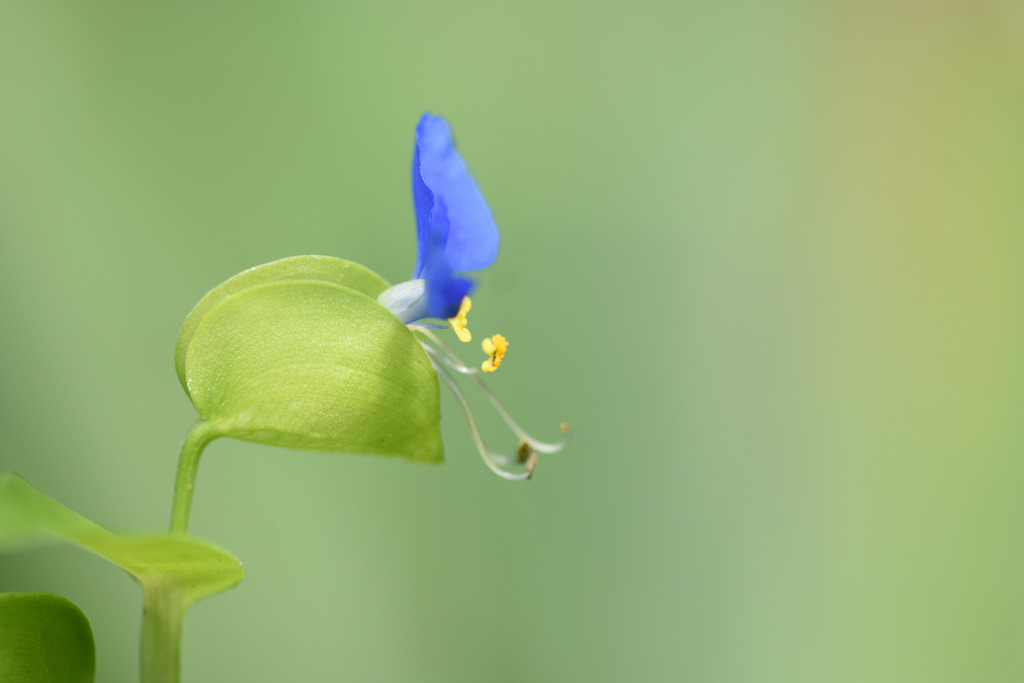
[0,593,96,683]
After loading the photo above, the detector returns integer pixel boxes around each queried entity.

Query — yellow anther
[517,440,532,463]
[448,296,472,343]
[481,334,508,373]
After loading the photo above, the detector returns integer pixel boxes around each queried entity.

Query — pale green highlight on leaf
[175,255,390,389]
[0,593,95,683]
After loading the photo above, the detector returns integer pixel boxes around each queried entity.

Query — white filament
[432,359,532,480]
[418,328,571,455]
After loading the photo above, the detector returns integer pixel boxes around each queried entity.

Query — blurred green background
[1,2,1022,681]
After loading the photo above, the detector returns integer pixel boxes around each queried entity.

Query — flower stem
[140,584,185,683]
[150,420,221,682]
[170,420,220,534]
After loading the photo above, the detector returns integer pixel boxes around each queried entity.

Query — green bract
[175,255,443,463]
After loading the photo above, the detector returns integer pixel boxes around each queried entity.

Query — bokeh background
[1,2,1022,681]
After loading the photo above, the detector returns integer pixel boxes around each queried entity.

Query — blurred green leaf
[177,256,443,463]
[0,473,243,606]
[0,593,95,683]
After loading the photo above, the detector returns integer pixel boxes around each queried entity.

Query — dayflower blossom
[379,113,568,478]
[378,113,498,325]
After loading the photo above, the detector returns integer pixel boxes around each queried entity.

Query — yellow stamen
[481,334,508,373]
[517,440,532,463]
[448,296,472,343]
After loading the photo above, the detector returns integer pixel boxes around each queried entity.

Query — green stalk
[143,419,221,682]
[140,584,185,683]
[169,420,220,535]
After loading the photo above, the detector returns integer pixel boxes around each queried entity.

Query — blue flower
[412,114,500,318]
[379,114,500,325]
[375,114,569,478]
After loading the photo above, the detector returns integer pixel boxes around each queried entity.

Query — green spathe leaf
[0,593,95,683]
[174,255,391,389]
[0,473,243,605]
[177,256,443,463]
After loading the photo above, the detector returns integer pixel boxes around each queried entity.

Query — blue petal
[422,197,474,318]
[411,142,437,280]
[424,252,473,319]
[412,114,499,279]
